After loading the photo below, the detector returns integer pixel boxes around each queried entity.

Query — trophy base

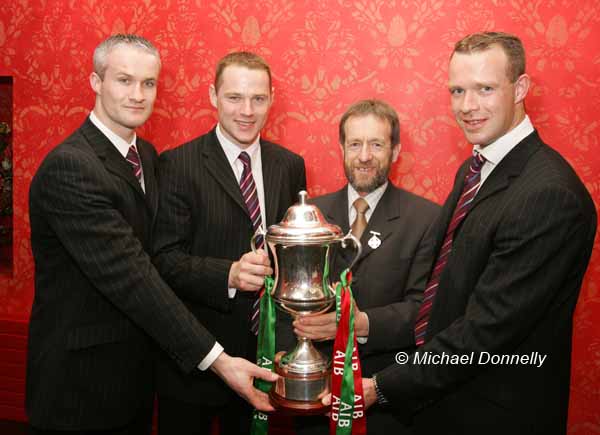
[270,351,331,416]
[269,390,330,416]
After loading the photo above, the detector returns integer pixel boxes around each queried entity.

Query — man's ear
[514,73,530,105]
[392,143,401,163]
[209,84,218,108]
[90,72,102,95]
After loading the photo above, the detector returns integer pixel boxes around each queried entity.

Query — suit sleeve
[32,150,216,374]
[362,210,440,354]
[152,149,234,311]
[376,182,596,409]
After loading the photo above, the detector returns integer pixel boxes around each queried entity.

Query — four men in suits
[26,35,276,435]
[353,32,597,435]
[294,99,440,433]
[27,31,596,435]
[151,52,306,434]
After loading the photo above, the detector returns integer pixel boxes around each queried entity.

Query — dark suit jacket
[377,131,597,435]
[312,183,440,372]
[152,128,306,405]
[27,118,216,430]
[298,183,439,434]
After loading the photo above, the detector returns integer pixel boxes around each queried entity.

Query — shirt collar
[347,181,388,214]
[474,115,534,166]
[89,111,136,158]
[216,123,261,166]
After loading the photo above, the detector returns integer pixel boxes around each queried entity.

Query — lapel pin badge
[368,230,381,249]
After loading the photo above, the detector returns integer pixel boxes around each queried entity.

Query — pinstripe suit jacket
[27,118,216,430]
[376,131,597,435]
[152,128,306,405]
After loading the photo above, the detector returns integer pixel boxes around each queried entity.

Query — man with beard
[294,99,440,433]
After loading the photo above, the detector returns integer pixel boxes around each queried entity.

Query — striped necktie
[126,144,142,185]
[414,151,486,346]
[238,151,263,334]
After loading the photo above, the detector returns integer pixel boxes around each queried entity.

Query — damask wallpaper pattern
[0,0,598,430]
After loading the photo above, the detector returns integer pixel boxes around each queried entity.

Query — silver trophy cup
[251,191,361,414]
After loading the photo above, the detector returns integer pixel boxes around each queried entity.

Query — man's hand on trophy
[293,298,370,340]
[228,250,273,291]
[293,312,338,341]
[210,352,278,412]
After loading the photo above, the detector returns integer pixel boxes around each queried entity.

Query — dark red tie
[414,152,486,346]
[126,144,142,185]
[238,151,263,334]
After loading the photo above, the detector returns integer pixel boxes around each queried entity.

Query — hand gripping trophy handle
[250,226,267,252]
[340,230,362,271]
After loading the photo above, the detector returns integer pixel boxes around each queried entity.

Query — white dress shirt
[216,124,267,227]
[347,181,388,226]
[475,115,534,191]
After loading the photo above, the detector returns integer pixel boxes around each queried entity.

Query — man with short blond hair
[153,51,306,435]
[27,36,276,435]
[353,31,597,435]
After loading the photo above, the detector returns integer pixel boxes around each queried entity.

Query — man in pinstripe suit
[152,52,307,435]
[27,35,276,435]
[335,32,597,434]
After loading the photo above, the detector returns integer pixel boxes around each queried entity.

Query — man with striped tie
[152,51,306,435]
[27,35,276,435]
[327,32,597,435]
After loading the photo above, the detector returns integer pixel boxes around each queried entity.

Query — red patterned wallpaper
[0,0,598,430]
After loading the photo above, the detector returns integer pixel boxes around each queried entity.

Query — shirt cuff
[356,312,370,344]
[197,342,224,371]
[228,287,237,298]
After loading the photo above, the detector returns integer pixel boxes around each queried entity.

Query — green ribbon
[330,269,366,435]
[251,276,276,435]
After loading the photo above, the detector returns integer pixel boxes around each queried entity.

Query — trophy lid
[266,191,343,244]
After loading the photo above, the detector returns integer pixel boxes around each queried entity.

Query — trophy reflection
[252,191,361,414]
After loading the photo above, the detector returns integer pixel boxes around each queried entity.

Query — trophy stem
[283,335,328,371]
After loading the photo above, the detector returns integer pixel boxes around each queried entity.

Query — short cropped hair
[214,51,272,91]
[93,34,160,79]
[339,99,400,146]
[452,32,526,83]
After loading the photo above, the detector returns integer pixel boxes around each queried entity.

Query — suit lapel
[319,187,353,277]
[355,183,398,264]
[80,118,145,199]
[323,186,350,233]
[471,131,542,211]
[261,141,282,226]
[438,131,543,249]
[202,129,250,218]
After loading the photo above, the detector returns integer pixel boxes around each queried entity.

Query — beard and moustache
[344,159,391,194]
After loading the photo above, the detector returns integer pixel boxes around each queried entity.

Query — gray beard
[345,166,388,195]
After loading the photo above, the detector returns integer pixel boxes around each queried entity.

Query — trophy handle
[250,225,267,253]
[340,230,362,271]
